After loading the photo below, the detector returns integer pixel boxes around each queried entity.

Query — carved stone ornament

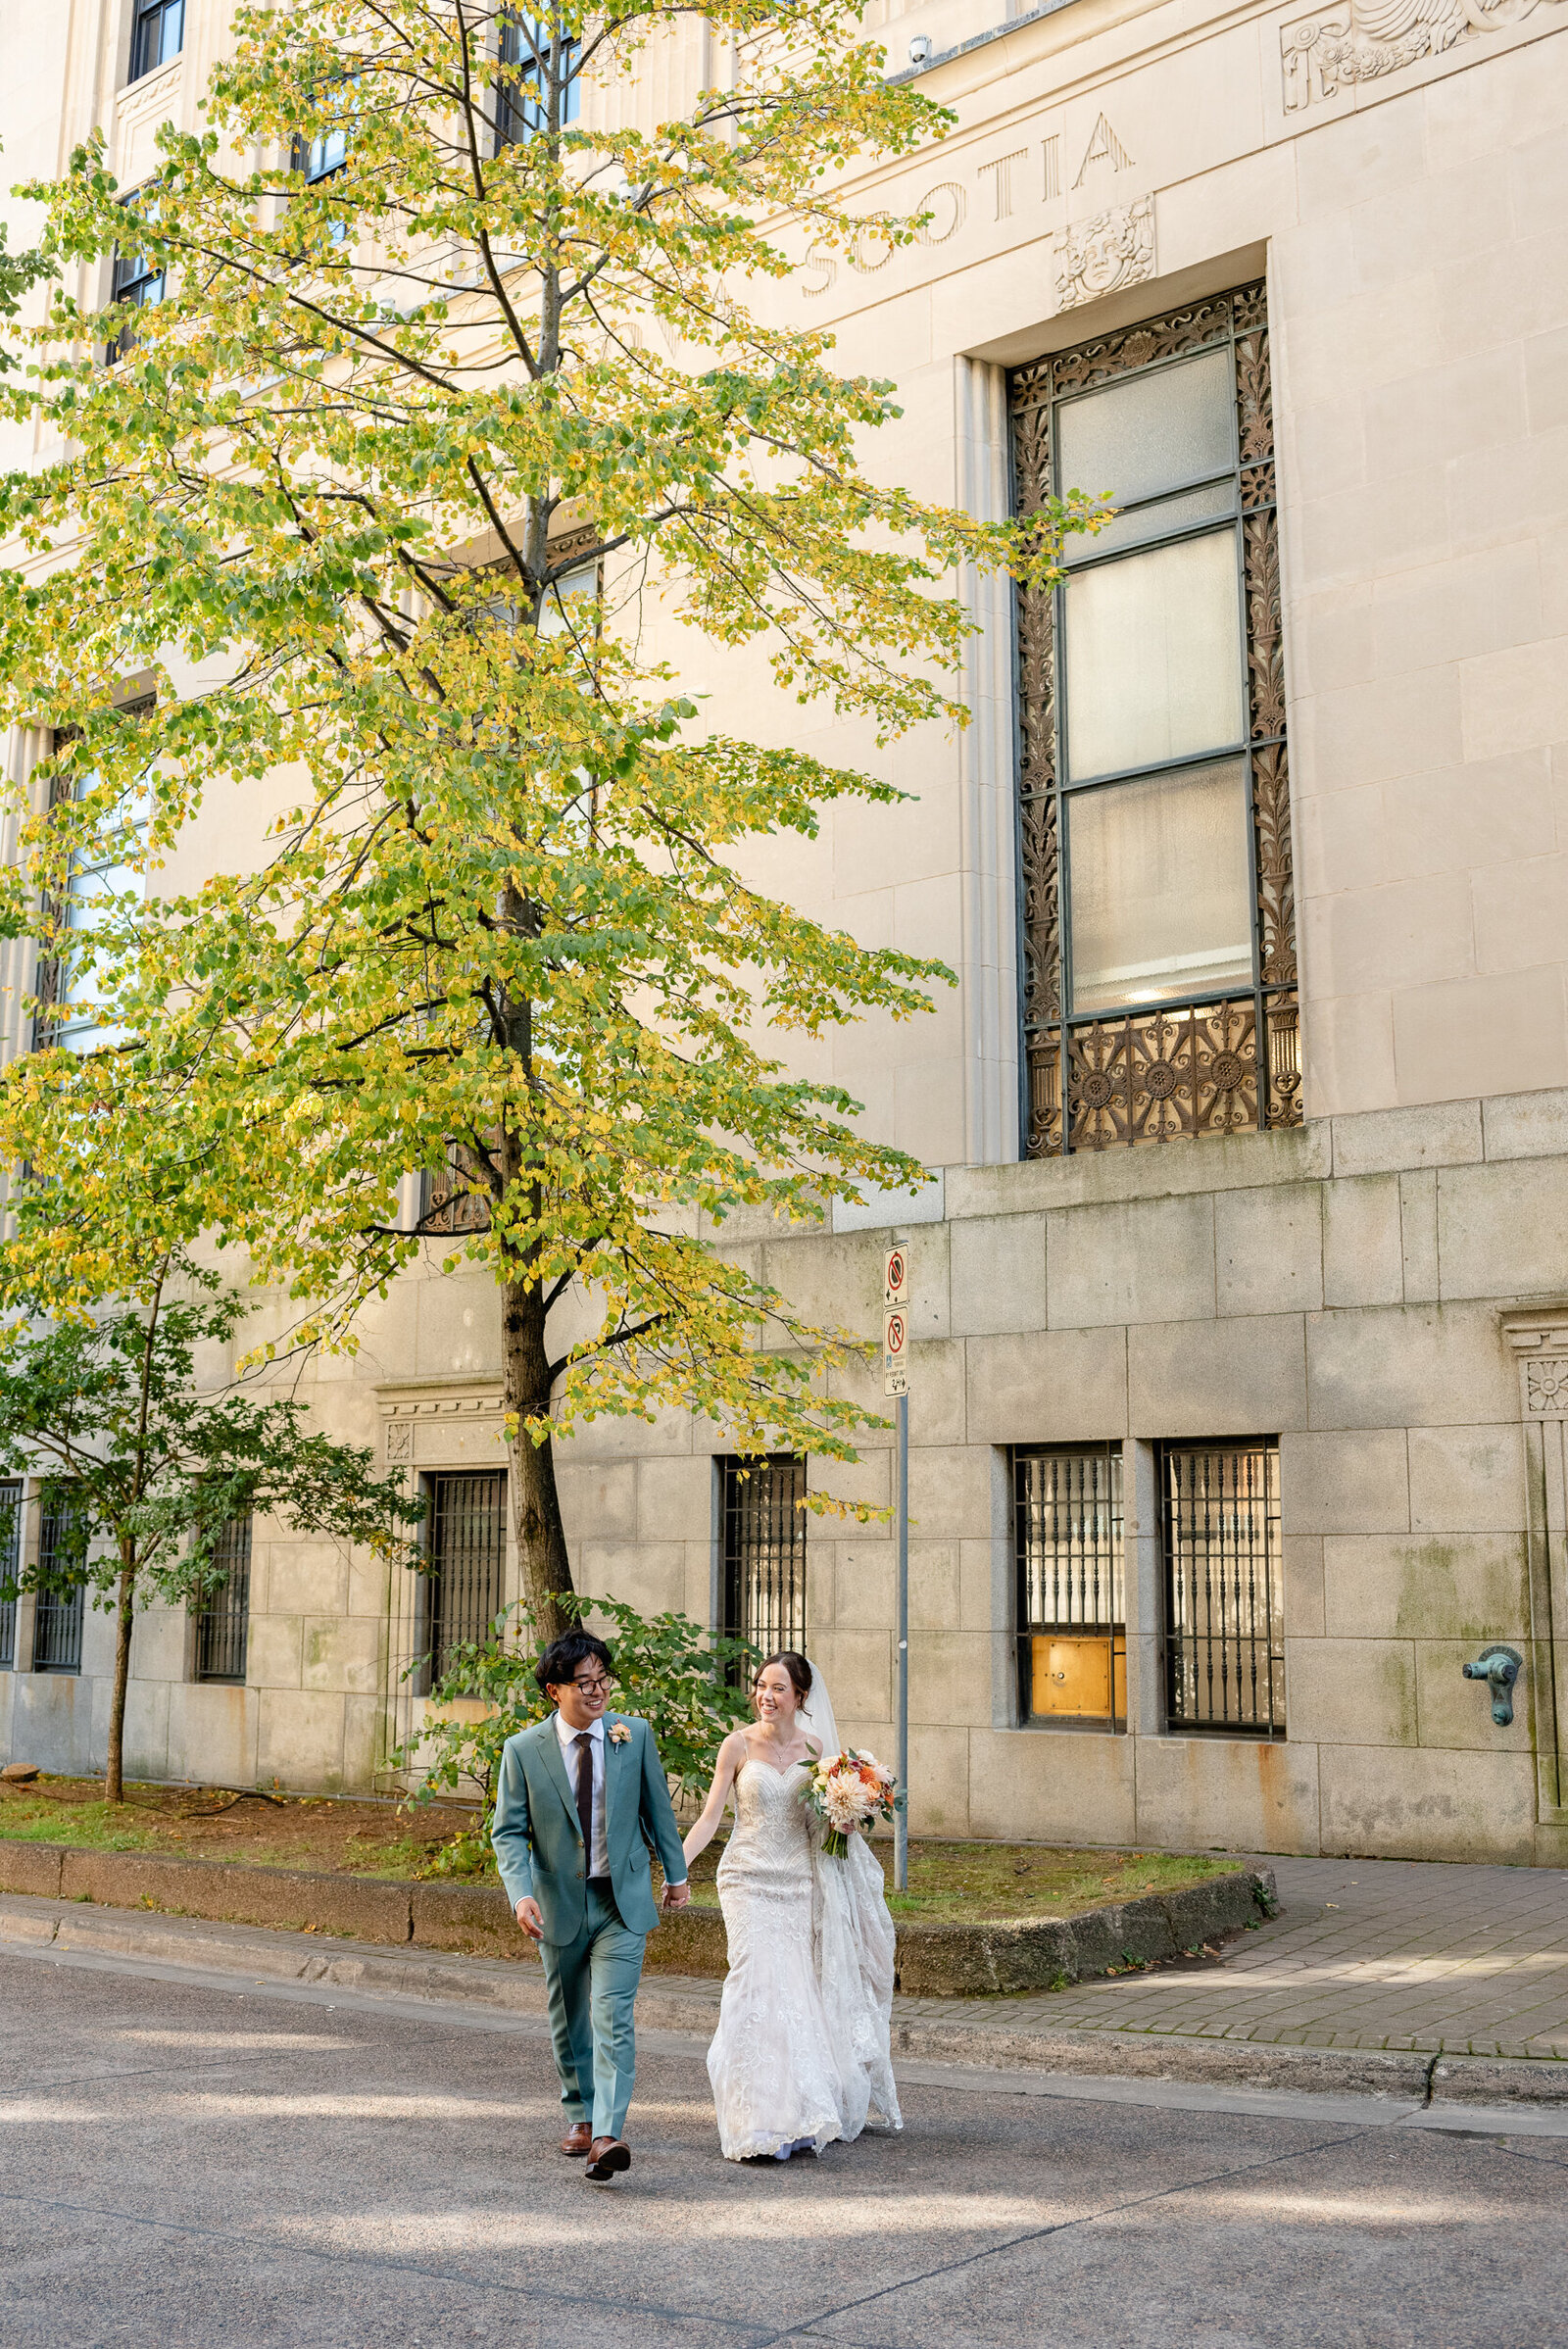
[1526,1359,1568,1416]
[1281,0,1564,111]
[378,1380,506,1470]
[1054,196,1155,315]
[1499,1309,1568,1419]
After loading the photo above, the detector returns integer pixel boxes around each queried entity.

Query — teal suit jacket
[491,1712,688,1943]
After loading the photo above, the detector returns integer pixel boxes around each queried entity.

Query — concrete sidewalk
[908,1854,1568,2062]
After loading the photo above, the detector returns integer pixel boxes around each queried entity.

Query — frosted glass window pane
[1067,759,1252,1015]
[1064,529,1243,781]
[1056,347,1232,509]
[1064,478,1235,564]
[539,561,598,638]
[59,777,148,1055]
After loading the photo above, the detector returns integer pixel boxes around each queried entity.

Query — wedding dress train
[707,1754,903,2163]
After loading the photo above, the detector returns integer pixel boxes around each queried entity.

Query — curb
[4,1890,1563,2110]
[0,1839,1274,1994]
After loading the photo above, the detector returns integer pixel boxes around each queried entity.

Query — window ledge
[118,56,183,121]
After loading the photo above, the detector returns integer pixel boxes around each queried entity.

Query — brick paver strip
[900,1854,1568,2061]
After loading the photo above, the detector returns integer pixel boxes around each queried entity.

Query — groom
[492,1628,690,2183]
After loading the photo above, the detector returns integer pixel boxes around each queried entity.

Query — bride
[675,1649,903,2162]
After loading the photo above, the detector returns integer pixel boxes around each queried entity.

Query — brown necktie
[574,1732,594,1862]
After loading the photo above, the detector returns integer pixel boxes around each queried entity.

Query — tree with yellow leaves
[0,2,1095,1642]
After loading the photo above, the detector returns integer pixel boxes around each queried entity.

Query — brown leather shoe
[560,2123,593,2157]
[584,2135,631,2182]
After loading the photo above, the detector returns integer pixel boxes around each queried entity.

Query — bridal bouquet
[801,1749,900,1859]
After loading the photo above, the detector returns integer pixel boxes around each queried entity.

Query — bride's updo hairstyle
[754,1650,811,1709]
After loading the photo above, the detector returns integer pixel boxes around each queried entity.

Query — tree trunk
[502,1272,573,1647]
[105,1555,135,1804]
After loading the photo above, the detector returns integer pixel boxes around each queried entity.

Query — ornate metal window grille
[33,1492,85,1676]
[129,0,184,84]
[721,1456,807,1662]
[1015,1444,1125,1730]
[192,1513,253,1685]
[1010,283,1298,1155]
[1162,1442,1285,1737]
[419,1143,495,1236]
[417,1471,508,1693]
[0,1481,20,1668]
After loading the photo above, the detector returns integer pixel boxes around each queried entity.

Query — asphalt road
[2,1945,1565,2349]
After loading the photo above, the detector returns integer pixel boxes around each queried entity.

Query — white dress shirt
[556,1709,609,1877]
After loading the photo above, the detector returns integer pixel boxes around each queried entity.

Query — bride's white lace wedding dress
[706,1736,903,2163]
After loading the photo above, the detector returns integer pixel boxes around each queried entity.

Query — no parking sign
[884,1247,910,1396]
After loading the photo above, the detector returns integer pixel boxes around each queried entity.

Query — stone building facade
[3,0,1568,1864]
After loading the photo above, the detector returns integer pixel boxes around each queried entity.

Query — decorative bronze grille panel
[193,1513,253,1685]
[722,1456,807,1662]
[419,1471,508,1691]
[420,1143,495,1236]
[0,1481,20,1668]
[33,1491,84,1675]
[1162,1442,1285,1737]
[1009,282,1299,1155]
[1015,1446,1125,1730]
[1067,1000,1259,1150]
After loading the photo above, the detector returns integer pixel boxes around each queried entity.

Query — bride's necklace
[745,1728,808,1776]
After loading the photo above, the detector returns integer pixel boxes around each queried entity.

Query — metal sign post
[884,1248,910,1894]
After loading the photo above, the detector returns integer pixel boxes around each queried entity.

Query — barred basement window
[1015,1445,1124,1730]
[721,1457,807,1663]
[0,1481,20,1668]
[1010,283,1299,1155]
[1162,1441,1285,1738]
[418,1471,508,1693]
[192,1513,253,1685]
[33,1491,85,1676]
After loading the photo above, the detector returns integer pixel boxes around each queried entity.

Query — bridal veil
[800,1661,903,2139]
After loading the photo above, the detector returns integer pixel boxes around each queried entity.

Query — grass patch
[683,1836,1233,1921]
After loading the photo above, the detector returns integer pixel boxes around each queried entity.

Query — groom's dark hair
[536,1629,614,1695]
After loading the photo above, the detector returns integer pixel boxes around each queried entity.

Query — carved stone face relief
[1054,195,1156,314]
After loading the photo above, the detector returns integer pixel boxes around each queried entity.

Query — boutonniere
[608,1723,631,1745]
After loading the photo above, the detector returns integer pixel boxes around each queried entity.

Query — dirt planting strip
[0,1838,1274,1992]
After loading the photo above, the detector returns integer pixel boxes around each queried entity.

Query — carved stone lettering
[977,149,1029,220]
[1054,196,1155,314]
[1072,113,1135,186]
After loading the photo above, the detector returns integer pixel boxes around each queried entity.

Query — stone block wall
[538,1089,1567,1866]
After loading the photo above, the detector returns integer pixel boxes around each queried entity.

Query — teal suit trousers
[545,1881,645,2139]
